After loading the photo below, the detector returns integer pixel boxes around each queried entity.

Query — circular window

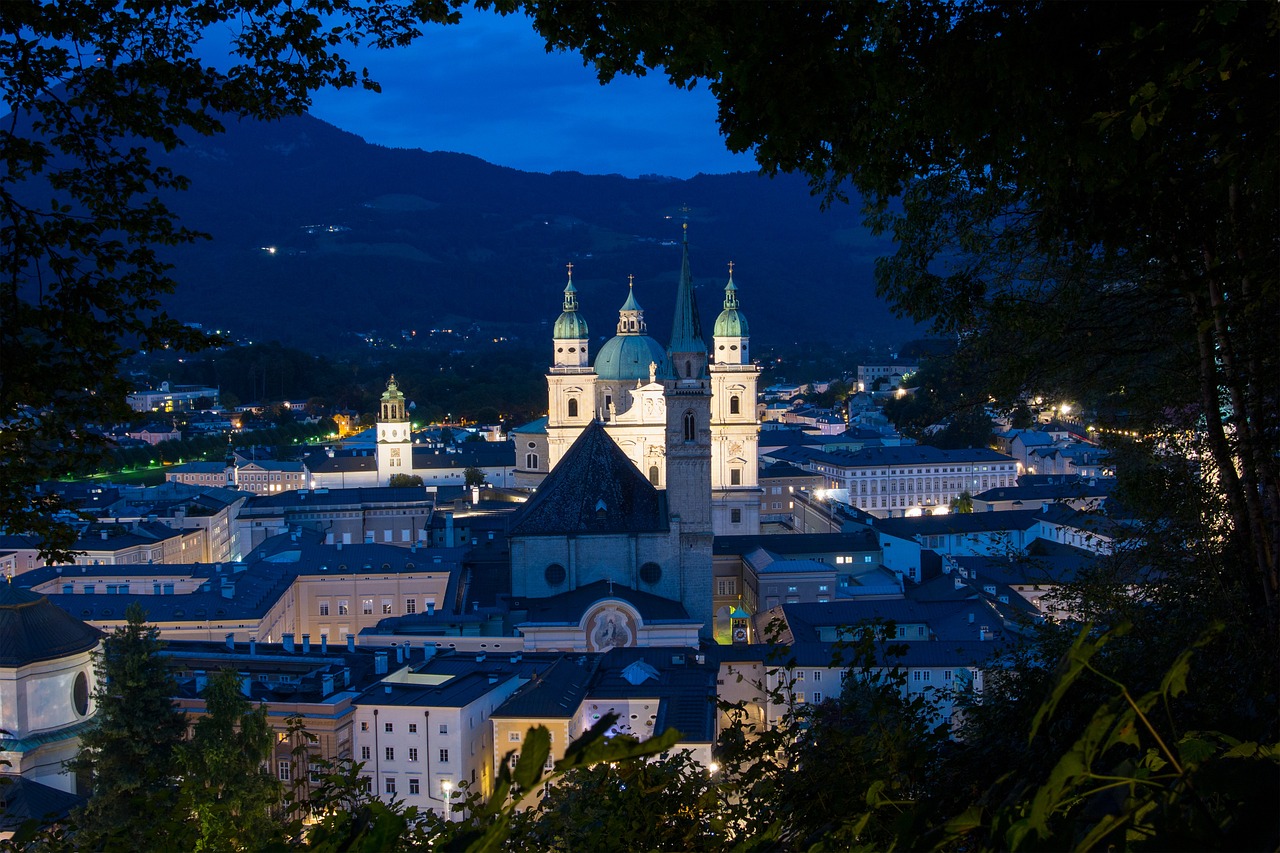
[72,671,89,716]
[568,347,576,353]
[639,562,662,585]
[718,345,725,350]
[545,563,567,586]
[557,347,563,353]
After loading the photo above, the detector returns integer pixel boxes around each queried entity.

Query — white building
[508,230,763,537]
[809,445,1018,517]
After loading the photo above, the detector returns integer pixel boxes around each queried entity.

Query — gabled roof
[509,422,667,537]
[510,580,691,625]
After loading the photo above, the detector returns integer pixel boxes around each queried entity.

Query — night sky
[303,8,758,179]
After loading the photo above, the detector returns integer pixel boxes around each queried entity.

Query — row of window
[359,746,449,763]
[320,598,423,617]
[360,721,444,734]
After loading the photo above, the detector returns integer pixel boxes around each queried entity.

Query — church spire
[667,223,707,379]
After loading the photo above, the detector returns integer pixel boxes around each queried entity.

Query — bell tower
[546,264,597,472]
[710,264,762,535]
[376,375,412,484]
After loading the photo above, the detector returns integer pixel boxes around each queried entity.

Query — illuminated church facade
[512,227,762,538]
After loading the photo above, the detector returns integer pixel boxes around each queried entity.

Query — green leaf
[1130,113,1147,139]
[512,725,550,791]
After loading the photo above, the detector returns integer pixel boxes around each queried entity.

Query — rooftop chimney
[321,673,335,696]
[374,650,388,675]
[249,637,258,655]
[347,634,355,653]
[302,634,311,654]
[225,633,235,650]
[321,634,328,654]
[282,632,295,653]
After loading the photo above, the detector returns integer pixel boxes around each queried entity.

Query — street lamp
[441,780,454,822]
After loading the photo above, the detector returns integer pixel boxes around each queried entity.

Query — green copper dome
[713,274,749,338]
[553,276,589,340]
[554,311,589,339]
[595,335,669,382]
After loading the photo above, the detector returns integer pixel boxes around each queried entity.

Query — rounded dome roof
[0,585,103,668]
[595,334,668,382]
[553,310,589,340]
[714,307,749,338]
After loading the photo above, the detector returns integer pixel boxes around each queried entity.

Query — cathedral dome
[713,273,749,338]
[553,310,589,340]
[595,334,669,382]
[553,276,589,340]
[714,307,749,338]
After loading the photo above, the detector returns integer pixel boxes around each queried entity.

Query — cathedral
[372,229,761,642]
[513,225,762,538]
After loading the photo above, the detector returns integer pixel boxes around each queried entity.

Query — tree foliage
[0,0,461,559]
[519,0,1279,636]
[68,602,189,851]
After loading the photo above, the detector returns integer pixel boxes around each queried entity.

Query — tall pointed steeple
[667,223,707,380]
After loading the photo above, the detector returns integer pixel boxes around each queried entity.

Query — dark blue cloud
[304,9,757,178]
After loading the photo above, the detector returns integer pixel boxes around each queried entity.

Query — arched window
[683,410,696,442]
[567,398,578,418]
[648,465,660,485]
[685,360,692,378]
[525,453,538,469]
[730,395,740,415]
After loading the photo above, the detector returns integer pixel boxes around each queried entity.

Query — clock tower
[376,375,412,484]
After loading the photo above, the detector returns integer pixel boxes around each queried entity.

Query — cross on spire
[566,261,574,277]
[728,261,735,276]
[628,273,634,288]
[607,577,614,595]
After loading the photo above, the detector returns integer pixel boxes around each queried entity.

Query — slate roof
[873,509,1043,539]
[509,422,667,537]
[0,585,103,667]
[0,775,85,830]
[510,580,692,625]
[810,445,1015,469]
[778,598,1008,645]
[714,530,880,556]
[303,454,378,474]
[243,486,430,510]
[411,442,516,468]
[590,646,717,743]
[974,480,1113,504]
[758,461,819,480]
[492,655,598,719]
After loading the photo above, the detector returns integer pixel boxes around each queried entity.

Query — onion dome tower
[552,265,589,368]
[712,263,750,364]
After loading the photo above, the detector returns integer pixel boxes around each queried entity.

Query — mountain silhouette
[26,108,916,349]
